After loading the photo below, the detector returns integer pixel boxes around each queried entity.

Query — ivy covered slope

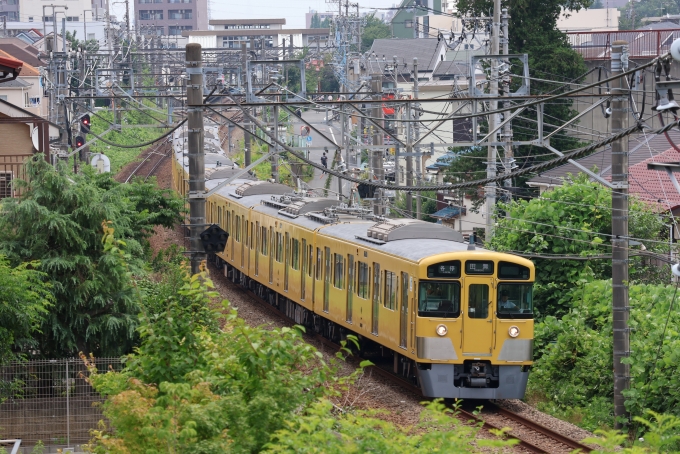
[0,158,183,358]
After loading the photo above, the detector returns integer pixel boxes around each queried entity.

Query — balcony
[567,29,680,60]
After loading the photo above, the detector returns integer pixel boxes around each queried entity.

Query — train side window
[384,270,397,310]
[244,220,249,248]
[250,222,254,249]
[468,284,489,319]
[291,238,300,270]
[316,247,322,280]
[234,215,241,242]
[308,244,314,277]
[334,253,344,289]
[357,261,369,299]
[260,226,268,255]
[276,232,283,262]
[227,211,231,234]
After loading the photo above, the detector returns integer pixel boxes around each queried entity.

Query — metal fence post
[66,359,70,447]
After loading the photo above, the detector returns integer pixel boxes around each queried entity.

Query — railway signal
[200,224,228,253]
[75,136,86,148]
[80,114,91,134]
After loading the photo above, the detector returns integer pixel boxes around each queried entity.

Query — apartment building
[135,0,208,37]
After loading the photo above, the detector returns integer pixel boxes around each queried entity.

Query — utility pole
[242,43,251,167]
[501,8,513,201]
[486,0,501,241]
[414,58,422,220]
[272,104,279,183]
[186,43,206,275]
[371,74,384,216]
[406,89,413,217]
[611,39,630,430]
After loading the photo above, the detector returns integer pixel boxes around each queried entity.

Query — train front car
[414,253,535,399]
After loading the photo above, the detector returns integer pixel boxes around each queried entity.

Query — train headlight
[436,324,448,336]
[508,326,520,338]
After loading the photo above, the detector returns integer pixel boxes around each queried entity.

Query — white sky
[205,0,398,29]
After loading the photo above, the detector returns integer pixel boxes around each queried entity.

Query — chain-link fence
[0,357,123,452]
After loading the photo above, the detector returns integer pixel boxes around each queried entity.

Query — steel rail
[484,402,593,453]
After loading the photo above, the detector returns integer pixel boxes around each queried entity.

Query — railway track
[206,259,593,454]
[122,140,172,183]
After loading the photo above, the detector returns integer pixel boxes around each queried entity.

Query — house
[0,97,61,198]
[0,38,43,68]
[0,50,44,116]
[367,38,447,83]
[185,19,330,50]
[390,0,443,39]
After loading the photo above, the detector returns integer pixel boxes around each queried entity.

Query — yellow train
[172,127,535,399]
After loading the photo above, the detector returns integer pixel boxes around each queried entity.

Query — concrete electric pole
[611,39,630,430]
[186,43,206,275]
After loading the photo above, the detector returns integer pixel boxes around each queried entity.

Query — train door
[230,211,235,261]
[371,263,380,335]
[255,222,260,276]
[462,279,493,355]
[268,227,274,284]
[346,254,354,323]
[301,239,307,300]
[241,219,246,268]
[400,272,409,349]
[284,233,290,292]
[323,247,331,312]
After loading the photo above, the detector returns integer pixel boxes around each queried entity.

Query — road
[292,109,352,199]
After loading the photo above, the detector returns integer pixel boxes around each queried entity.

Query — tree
[618,0,679,30]
[488,175,666,317]
[361,14,391,53]
[310,13,320,28]
[453,0,592,190]
[0,256,52,364]
[0,158,183,358]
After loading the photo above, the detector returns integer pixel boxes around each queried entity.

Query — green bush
[529,279,680,432]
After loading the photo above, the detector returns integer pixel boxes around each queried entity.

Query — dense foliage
[489,176,667,317]
[0,159,183,358]
[0,256,52,364]
[85,270,519,453]
[361,14,391,53]
[530,279,680,437]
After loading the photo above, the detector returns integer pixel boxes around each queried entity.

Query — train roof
[177,126,494,264]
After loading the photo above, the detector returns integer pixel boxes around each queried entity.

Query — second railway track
[205,258,593,454]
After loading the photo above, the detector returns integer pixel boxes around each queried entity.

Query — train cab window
[334,253,344,289]
[418,281,460,318]
[276,232,283,262]
[291,238,300,270]
[468,284,489,319]
[497,284,533,319]
[260,226,268,256]
[384,271,397,310]
[357,261,369,299]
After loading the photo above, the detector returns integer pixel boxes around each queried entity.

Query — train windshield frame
[418,280,461,318]
[497,283,533,319]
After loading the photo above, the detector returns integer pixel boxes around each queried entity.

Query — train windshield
[418,281,461,318]
[497,284,533,319]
